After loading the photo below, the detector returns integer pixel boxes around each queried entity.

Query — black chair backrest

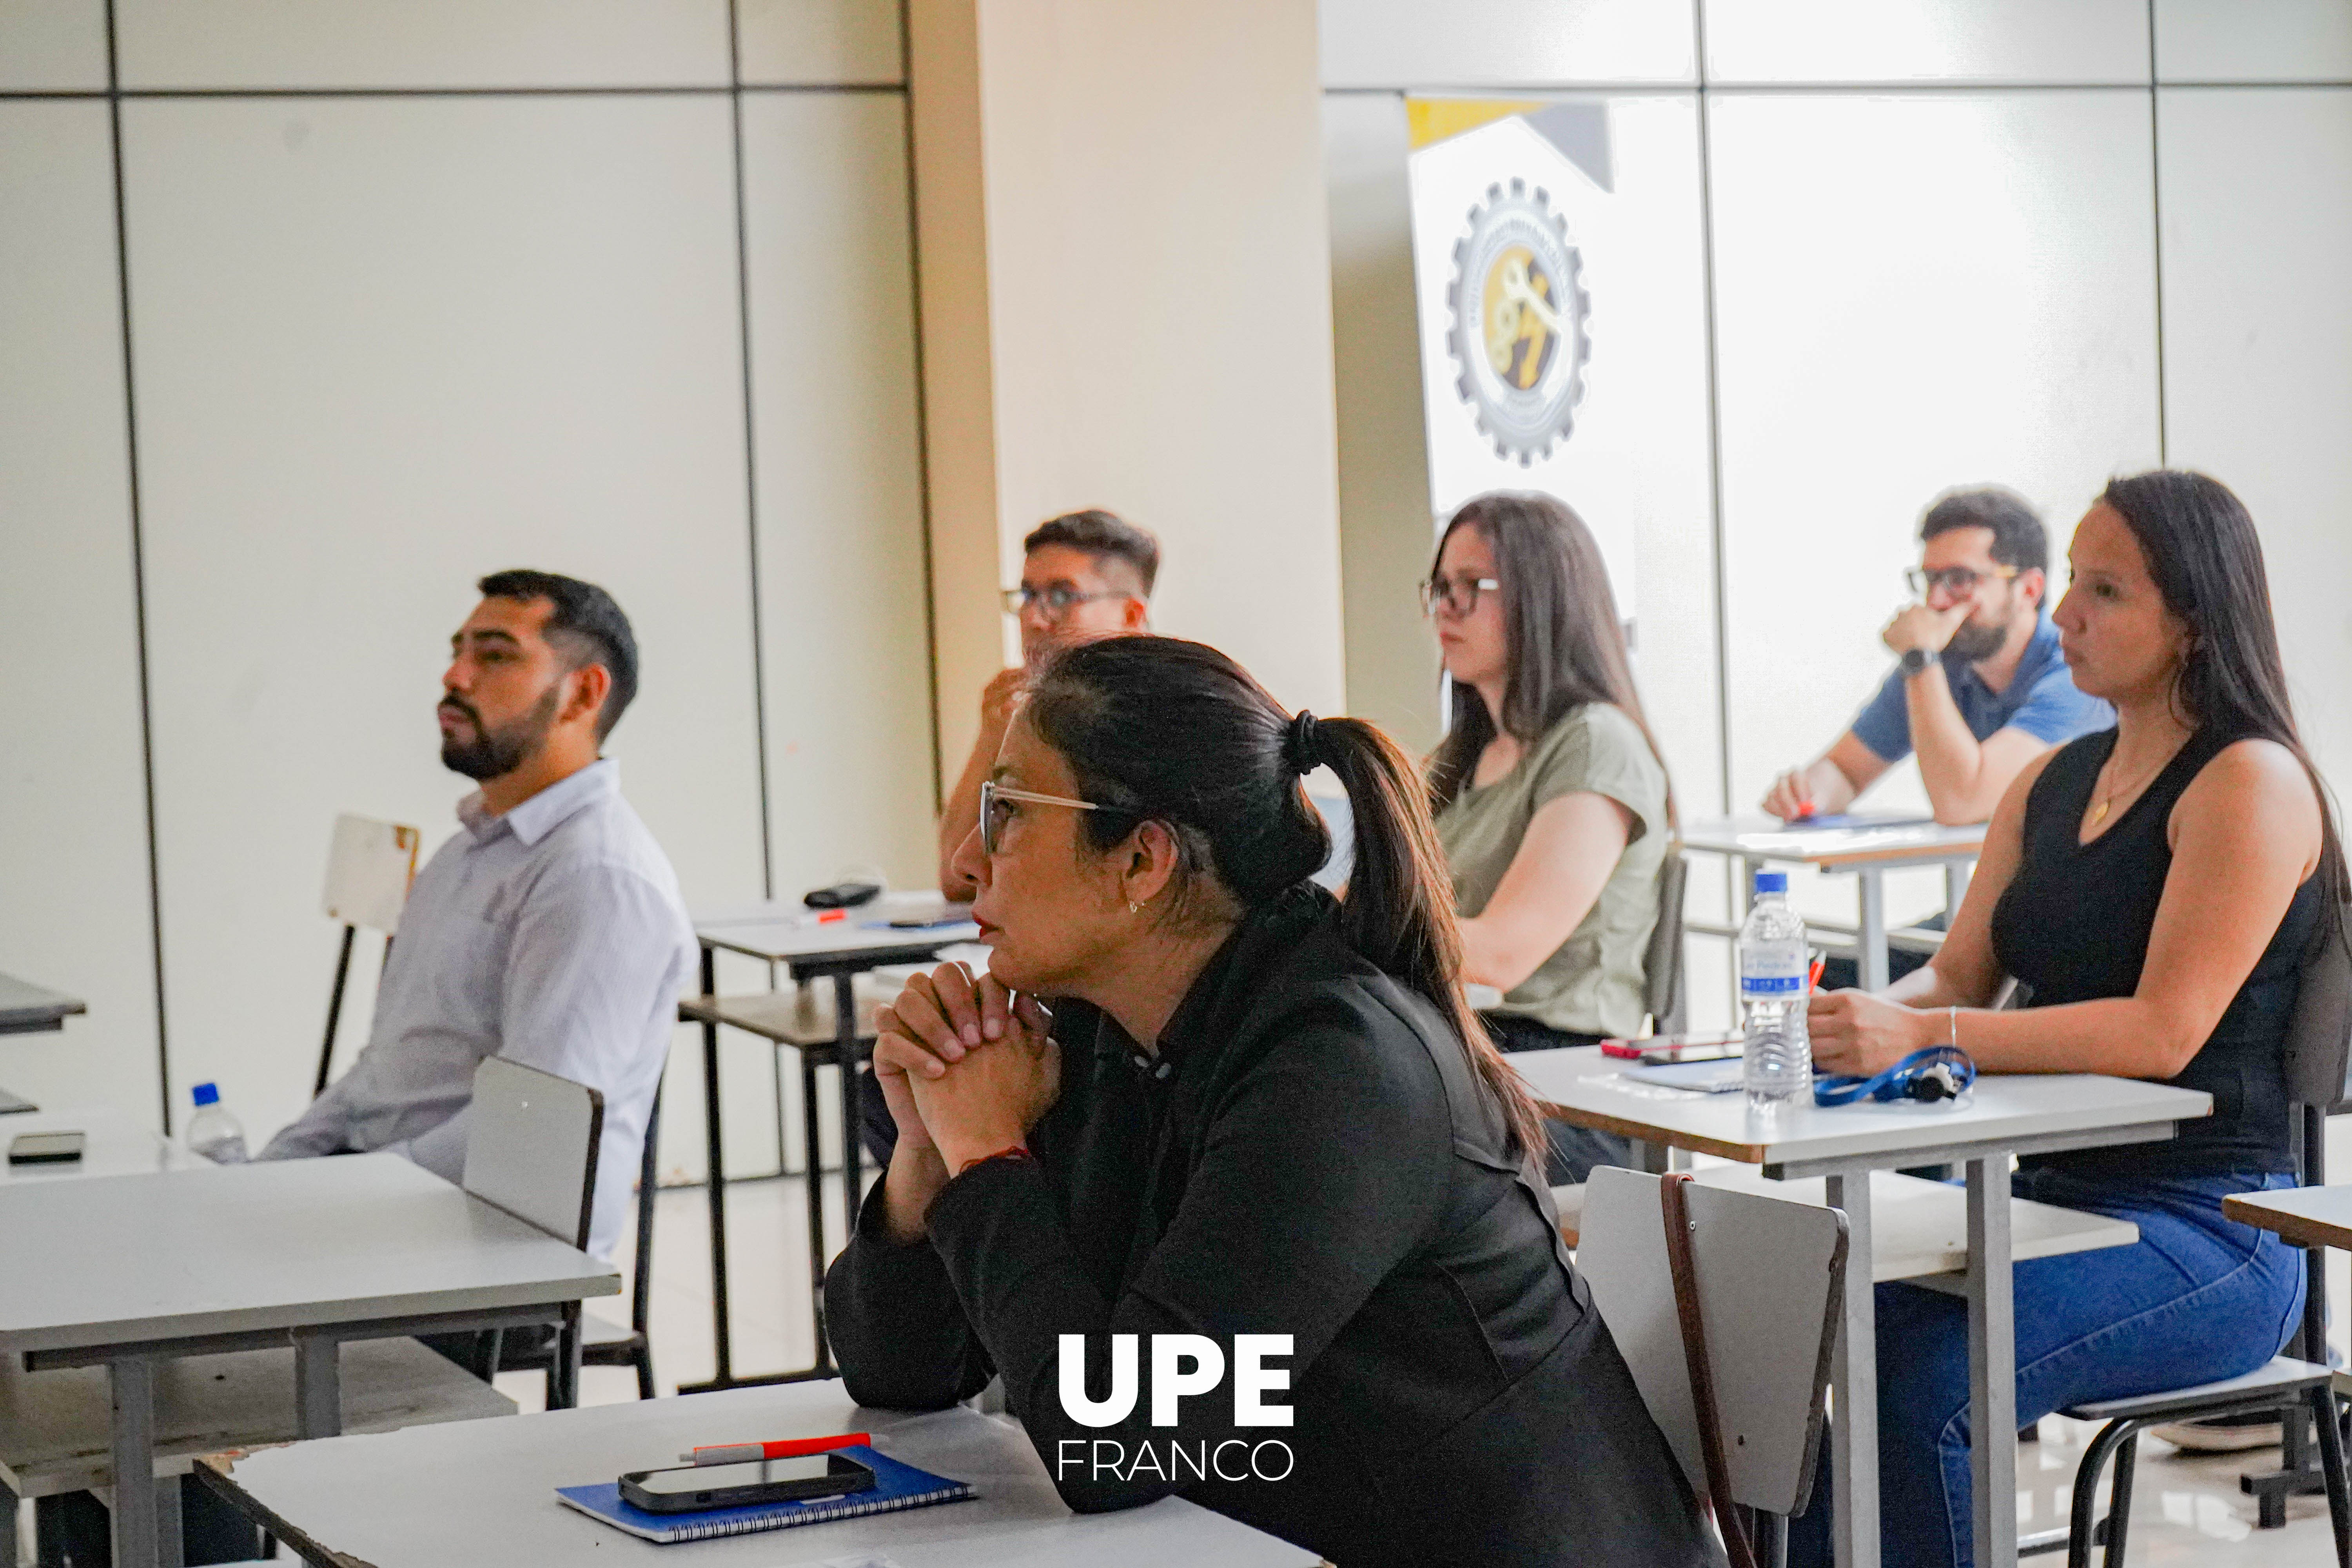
[1643,850,1690,1037]
[2284,905,2352,1116]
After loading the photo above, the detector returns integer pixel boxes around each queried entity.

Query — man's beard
[1945,617,2009,662]
[439,686,559,781]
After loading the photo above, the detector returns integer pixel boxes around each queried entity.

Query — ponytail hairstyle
[1025,635,1550,1161]
[1427,491,1673,824]
[2098,472,2348,920]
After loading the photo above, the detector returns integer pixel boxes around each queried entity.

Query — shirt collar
[456,758,619,846]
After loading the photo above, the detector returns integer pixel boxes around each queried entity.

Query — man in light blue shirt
[1762,487,2112,828]
[1760,489,2111,985]
[263,570,693,1263]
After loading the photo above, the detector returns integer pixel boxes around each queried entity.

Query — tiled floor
[508,1172,2348,1564]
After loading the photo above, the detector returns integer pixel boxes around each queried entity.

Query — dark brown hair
[1024,509,1161,597]
[1426,492,1672,820]
[1025,635,1550,1161]
[1919,485,2048,574]
[2098,471,2346,914]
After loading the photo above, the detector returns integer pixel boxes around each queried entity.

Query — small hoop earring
[1127,899,1142,916]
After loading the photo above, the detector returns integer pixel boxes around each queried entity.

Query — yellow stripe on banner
[1406,98,1546,151]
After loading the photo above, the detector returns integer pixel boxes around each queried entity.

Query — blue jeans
[1788,1167,2307,1568]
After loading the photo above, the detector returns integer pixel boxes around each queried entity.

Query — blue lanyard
[1814,1045,1977,1107]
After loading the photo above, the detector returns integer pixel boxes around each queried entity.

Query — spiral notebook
[555,1446,975,1544]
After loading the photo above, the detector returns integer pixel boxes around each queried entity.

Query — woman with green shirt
[1425,492,1675,1183]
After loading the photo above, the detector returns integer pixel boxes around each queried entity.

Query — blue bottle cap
[1754,872,1789,894]
[191,1081,220,1107]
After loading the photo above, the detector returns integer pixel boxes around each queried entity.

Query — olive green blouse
[1433,703,1669,1039]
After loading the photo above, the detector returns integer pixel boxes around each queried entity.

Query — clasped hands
[873,961,1061,1177]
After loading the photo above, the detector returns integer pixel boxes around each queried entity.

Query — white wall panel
[2156,1,2352,83]
[1703,0,2148,85]
[2158,88,2352,801]
[1320,0,1694,88]
[0,102,161,1123]
[0,0,108,89]
[1710,92,2160,919]
[115,0,729,89]
[1323,93,1442,753]
[120,96,766,1152]
[737,0,903,85]
[739,93,934,897]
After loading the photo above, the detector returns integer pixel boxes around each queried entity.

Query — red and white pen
[678,1432,871,1466]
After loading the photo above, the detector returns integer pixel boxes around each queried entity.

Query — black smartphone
[8,1131,85,1165]
[619,1454,876,1514]
[804,882,882,911]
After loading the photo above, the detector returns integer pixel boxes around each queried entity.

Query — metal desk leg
[1944,858,1973,917]
[1967,1156,2018,1567]
[1857,869,1890,993]
[799,1043,832,1375]
[292,1336,341,1438]
[1826,1172,1879,1568]
[108,1355,180,1568]
[697,943,734,1388]
[833,972,864,1258]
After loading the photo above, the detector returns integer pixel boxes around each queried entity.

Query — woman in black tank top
[1788,472,2345,1568]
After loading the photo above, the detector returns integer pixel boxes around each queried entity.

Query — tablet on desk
[1621,1058,1746,1095]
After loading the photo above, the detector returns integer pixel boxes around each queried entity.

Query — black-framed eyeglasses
[1905,564,2018,599]
[980,779,1135,856]
[1001,584,1134,620]
[1419,572,1501,618]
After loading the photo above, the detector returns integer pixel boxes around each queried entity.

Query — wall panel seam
[725,0,776,901]
[894,0,944,815]
[100,0,173,1132]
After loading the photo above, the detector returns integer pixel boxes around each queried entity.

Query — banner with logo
[1408,98,1666,616]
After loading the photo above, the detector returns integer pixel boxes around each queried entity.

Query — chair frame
[2023,909,2352,1565]
[500,1082,662,1401]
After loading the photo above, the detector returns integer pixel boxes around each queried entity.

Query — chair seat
[581,1309,641,1348]
[2060,1356,2330,1424]
[678,982,886,1049]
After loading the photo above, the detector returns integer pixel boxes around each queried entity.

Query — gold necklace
[2089,747,2174,826]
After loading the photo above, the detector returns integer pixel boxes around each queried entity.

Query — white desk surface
[2222,1184,2352,1252]
[1553,1167,2139,1282]
[1677,812,1987,869]
[1514,1045,2210,1167]
[0,1154,617,1356]
[696,893,981,964]
[0,971,85,1032]
[0,1105,202,1184]
[201,1383,1319,1568]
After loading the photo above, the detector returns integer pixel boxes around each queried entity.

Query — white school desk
[0,972,87,1114]
[0,1154,618,1568]
[1677,814,1989,990]
[0,1107,201,1184]
[198,1383,1321,1568]
[684,895,981,1393]
[0,973,85,1038]
[1514,1045,2210,1568]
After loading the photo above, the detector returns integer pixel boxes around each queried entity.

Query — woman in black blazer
[826,635,1711,1568]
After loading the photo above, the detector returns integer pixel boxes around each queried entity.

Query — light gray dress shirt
[262,759,694,1259]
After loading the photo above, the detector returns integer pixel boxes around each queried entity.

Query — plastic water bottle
[185,1081,250,1164]
[1740,873,1812,1109]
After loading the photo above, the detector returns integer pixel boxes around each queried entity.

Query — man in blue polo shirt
[1762,487,2112,981]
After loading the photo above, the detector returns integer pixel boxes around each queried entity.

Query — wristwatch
[1898,647,1936,680]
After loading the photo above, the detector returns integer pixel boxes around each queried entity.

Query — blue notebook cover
[556,1445,976,1544]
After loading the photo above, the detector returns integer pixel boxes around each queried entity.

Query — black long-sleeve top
[826,886,1713,1567]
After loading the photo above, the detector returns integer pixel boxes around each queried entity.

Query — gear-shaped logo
[1446,178,1591,466]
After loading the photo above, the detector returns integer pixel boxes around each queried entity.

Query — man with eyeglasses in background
[1762,487,2111,985]
[938,509,1158,898]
